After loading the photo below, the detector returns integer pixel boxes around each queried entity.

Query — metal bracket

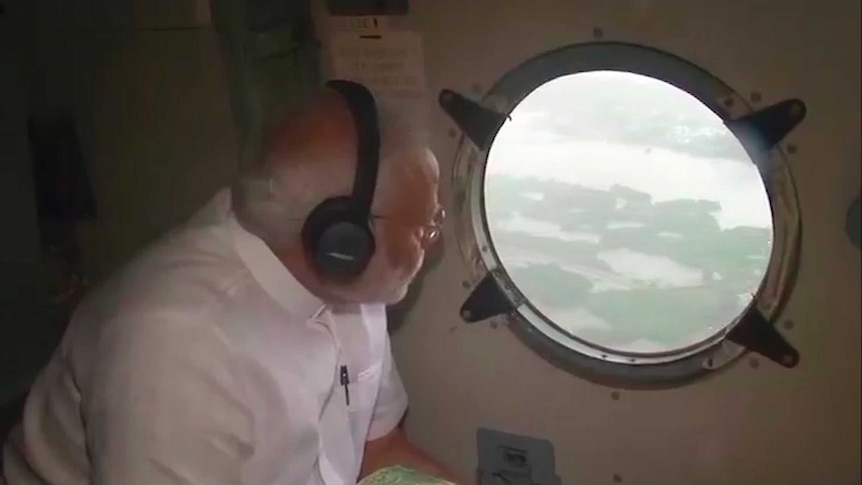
[477,428,562,485]
[725,98,807,153]
[727,308,800,368]
[461,272,515,323]
[439,89,509,152]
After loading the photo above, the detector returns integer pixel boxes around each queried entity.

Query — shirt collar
[226,213,326,321]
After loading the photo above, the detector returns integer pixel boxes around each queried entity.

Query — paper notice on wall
[329,30,429,133]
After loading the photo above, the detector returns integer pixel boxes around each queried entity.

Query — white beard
[381,280,411,305]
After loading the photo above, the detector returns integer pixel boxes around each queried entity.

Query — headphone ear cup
[314,220,375,280]
[301,80,380,283]
[302,197,376,281]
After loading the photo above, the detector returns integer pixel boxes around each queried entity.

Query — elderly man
[2,81,456,484]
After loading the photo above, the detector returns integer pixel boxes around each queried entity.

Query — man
[2,82,457,484]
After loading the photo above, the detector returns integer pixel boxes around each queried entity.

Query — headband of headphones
[324,79,381,217]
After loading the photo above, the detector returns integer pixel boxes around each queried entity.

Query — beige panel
[381,1,861,484]
[65,29,239,278]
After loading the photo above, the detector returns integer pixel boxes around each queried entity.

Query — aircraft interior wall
[312,2,861,484]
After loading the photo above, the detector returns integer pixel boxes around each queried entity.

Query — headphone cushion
[302,197,375,280]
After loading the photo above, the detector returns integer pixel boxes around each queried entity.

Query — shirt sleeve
[366,332,409,441]
[84,313,254,485]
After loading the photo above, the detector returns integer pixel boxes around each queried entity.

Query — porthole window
[444,43,804,385]
[486,70,773,357]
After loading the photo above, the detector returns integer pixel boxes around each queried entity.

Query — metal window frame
[445,42,804,387]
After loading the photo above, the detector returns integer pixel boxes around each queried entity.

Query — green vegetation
[485,173,770,349]
[508,263,593,308]
[582,287,743,349]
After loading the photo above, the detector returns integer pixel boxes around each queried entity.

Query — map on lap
[358,466,456,485]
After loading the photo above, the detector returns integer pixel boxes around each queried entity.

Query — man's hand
[360,424,467,483]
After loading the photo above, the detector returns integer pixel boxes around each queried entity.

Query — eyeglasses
[372,205,446,248]
[420,205,446,246]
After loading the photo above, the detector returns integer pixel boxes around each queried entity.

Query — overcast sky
[486,71,773,230]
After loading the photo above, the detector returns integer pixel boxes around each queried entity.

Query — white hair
[231,97,430,248]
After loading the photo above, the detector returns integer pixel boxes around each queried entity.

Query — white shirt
[2,189,408,485]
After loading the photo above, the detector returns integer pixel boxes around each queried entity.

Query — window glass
[484,71,773,354]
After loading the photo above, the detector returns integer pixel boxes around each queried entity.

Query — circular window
[486,71,772,356]
[450,43,801,384]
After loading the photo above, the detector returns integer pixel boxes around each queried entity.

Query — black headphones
[300,79,381,282]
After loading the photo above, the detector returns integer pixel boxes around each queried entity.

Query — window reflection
[485,71,773,354]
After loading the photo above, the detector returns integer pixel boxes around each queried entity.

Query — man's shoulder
[71,219,253,345]
[127,224,249,303]
[61,226,256,401]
